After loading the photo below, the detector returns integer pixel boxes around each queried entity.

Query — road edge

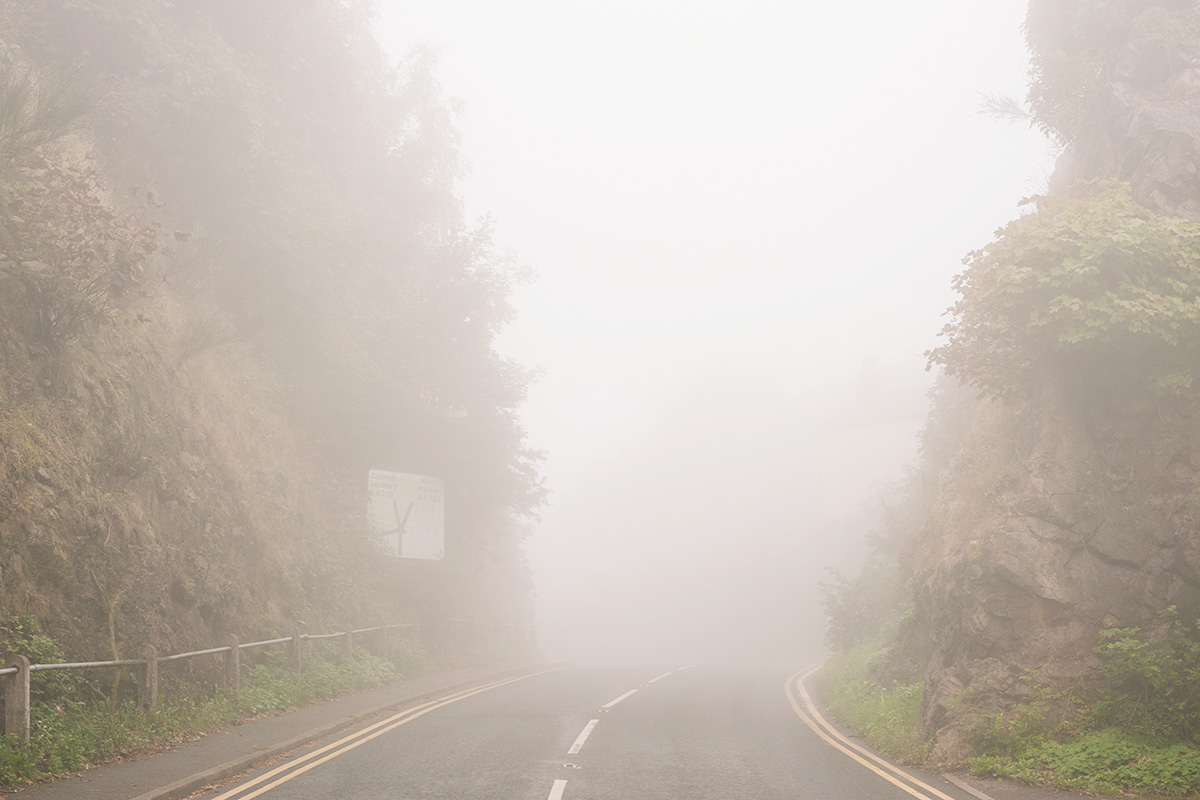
[127,663,559,800]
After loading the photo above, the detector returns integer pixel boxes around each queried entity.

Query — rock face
[1063,38,1200,221]
[909,382,1200,759]
[908,36,1200,761]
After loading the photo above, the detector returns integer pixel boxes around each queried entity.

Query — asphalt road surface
[190,665,1015,800]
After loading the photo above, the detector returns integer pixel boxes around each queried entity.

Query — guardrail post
[139,646,158,718]
[2,654,30,743]
[288,629,303,674]
[340,628,353,665]
[225,635,240,693]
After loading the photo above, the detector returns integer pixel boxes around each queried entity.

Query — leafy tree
[927,182,1200,399]
[0,0,544,640]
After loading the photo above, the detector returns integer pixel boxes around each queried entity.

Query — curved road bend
[193,665,1055,800]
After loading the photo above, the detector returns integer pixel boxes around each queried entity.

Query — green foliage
[0,617,82,704]
[1091,608,1200,741]
[814,640,931,765]
[928,182,1200,399]
[1024,0,1139,144]
[956,663,1080,757]
[819,568,874,653]
[1024,1,1200,144]
[236,648,399,716]
[0,48,86,166]
[0,0,541,649]
[972,729,1200,798]
[965,611,1200,796]
[1,146,160,350]
[0,649,404,786]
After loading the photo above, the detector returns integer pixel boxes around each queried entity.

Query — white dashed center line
[646,671,673,684]
[567,718,600,755]
[601,689,638,709]
[547,778,568,800]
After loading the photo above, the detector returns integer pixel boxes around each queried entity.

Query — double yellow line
[785,666,959,800]
[214,667,563,800]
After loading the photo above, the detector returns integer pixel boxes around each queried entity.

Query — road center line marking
[547,778,568,799]
[601,688,638,708]
[212,667,564,800]
[646,671,673,684]
[567,719,600,754]
[785,667,956,800]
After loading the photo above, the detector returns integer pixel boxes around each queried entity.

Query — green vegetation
[967,610,1200,797]
[955,664,1081,759]
[825,3,1200,797]
[1025,1,1200,144]
[0,650,406,786]
[820,618,1200,796]
[1092,609,1200,741]
[0,0,541,664]
[814,640,930,766]
[927,182,1200,400]
[971,730,1200,798]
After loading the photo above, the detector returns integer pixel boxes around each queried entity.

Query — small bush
[1091,609,1200,741]
[0,617,83,704]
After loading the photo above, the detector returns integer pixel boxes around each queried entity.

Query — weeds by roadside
[813,638,931,766]
[0,649,413,787]
[818,611,1200,798]
[968,609,1200,798]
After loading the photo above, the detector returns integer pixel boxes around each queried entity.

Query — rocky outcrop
[1059,38,1200,221]
[909,34,1200,761]
[908,379,1200,758]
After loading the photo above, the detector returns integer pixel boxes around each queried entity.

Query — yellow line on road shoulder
[215,666,564,800]
[785,666,956,800]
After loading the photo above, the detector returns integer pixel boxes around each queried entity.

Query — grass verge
[0,647,421,787]
[971,729,1200,798]
[815,634,1200,798]
[812,639,931,766]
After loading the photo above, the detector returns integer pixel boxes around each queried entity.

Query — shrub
[928,182,1200,400]
[1091,608,1200,742]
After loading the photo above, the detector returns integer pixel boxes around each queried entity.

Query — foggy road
[194,666,992,800]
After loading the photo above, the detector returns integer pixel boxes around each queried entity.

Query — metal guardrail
[240,636,292,650]
[30,659,145,671]
[160,646,231,663]
[1,621,425,744]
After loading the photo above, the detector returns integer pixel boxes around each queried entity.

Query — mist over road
[195,666,1006,800]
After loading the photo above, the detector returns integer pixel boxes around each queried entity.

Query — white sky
[375,0,1054,664]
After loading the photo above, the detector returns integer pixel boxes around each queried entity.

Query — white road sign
[367,470,444,559]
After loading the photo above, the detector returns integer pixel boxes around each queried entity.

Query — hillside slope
[0,0,540,664]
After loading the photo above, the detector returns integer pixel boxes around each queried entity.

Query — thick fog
[377,1,1054,665]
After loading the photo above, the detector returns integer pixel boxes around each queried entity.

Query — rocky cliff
[905,25,1200,760]
[0,1,540,670]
